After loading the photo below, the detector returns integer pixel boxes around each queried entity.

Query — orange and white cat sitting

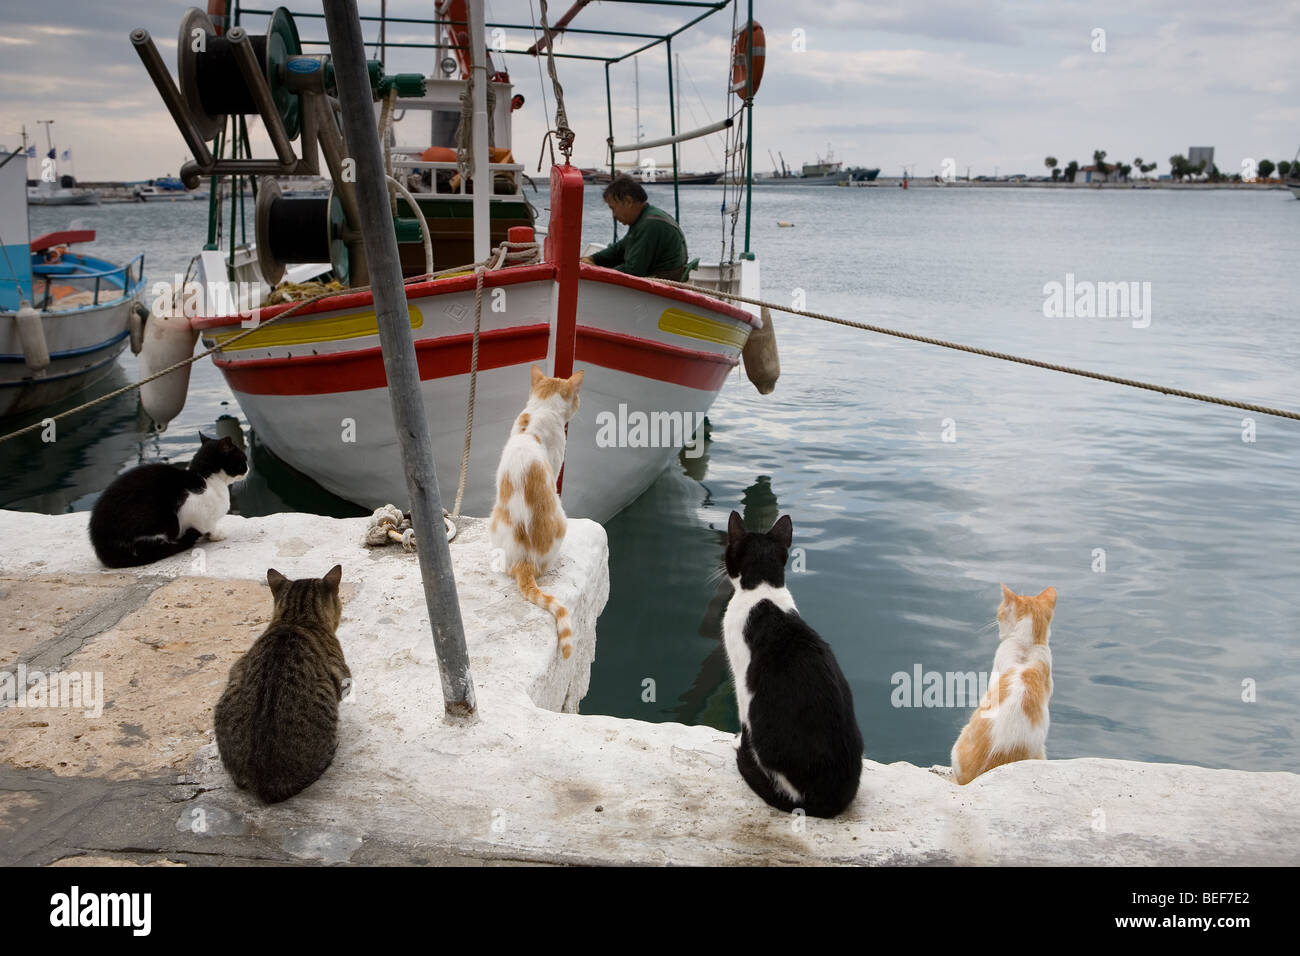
[950,584,1057,785]
[489,364,585,659]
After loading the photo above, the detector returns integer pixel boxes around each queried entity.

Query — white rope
[363,504,457,550]
[385,174,434,275]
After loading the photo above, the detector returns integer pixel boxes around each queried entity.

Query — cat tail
[95,528,202,568]
[735,727,799,814]
[511,561,573,659]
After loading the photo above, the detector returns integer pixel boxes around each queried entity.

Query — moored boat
[128,1,772,522]
[1,152,146,418]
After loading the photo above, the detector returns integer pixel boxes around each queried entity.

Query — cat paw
[205,528,226,542]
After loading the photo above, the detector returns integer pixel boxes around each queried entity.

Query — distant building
[1188,146,1215,177]
[1077,164,1121,183]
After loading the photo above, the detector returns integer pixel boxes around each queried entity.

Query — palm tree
[1134,157,1144,180]
[1045,156,1060,182]
[1092,150,1109,178]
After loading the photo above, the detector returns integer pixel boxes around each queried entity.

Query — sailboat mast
[634,58,641,169]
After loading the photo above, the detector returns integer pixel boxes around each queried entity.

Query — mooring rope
[656,278,1300,422]
[449,240,542,516]
[535,0,575,162]
[0,244,538,445]
[451,265,485,518]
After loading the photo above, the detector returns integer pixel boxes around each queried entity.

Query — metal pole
[666,37,679,222]
[605,59,616,241]
[468,0,491,261]
[743,2,753,256]
[321,0,477,718]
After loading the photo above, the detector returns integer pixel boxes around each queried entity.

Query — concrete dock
[1,508,1297,866]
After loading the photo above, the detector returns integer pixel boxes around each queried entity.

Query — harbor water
[5,185,1298,773]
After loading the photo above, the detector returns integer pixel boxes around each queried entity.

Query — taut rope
[657,279,1300,423]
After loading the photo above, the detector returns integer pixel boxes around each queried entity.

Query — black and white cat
[88,433,248,568]
[721,511,864,818]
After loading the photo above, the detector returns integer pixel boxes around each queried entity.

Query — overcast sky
[2,0,1297,181]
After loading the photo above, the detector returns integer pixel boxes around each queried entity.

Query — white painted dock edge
[1,508,1297,866]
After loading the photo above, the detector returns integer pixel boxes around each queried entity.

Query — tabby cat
[489,364,584,659]
[89,432,247,567]
[213,565,351,804]
[950,584,1057,785]
[722,512,864,818]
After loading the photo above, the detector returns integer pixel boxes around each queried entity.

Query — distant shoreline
[834,178,1295,191]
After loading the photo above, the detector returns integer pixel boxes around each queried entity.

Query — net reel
[177,5,303,143]
[255,177,351,287]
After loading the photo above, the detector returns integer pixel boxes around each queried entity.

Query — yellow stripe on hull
[657,307,749,349]
[208,305,424,351]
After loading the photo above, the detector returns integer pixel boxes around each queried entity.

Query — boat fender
[15,300,51,374]
[777,220,795,227]
[742,305,780,395]
[138,310,199,429]
[129,301,148,355]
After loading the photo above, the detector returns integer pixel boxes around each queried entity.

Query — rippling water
[7,186,1298,772]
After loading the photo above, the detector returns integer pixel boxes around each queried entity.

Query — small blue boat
[1,150,147,418]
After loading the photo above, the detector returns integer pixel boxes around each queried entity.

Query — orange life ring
[730,21,765,97]
[207,0,227,35]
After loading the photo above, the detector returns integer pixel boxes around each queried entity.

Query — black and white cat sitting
[721,511,864,818]
[89,433,248,568]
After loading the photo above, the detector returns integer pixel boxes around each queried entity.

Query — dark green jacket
[590,204,688,279]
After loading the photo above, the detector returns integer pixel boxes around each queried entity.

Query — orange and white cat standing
[950,584,1057,785]
[489,365,584,659]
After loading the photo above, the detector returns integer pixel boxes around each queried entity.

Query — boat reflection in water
[0,364,150,513]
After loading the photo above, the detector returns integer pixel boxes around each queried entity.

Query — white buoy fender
[742,305,780,395]
[128,302,147,355]
[138,311,199,428]
[15,300,50,373]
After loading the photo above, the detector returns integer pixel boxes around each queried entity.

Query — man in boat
[581,174,688,280]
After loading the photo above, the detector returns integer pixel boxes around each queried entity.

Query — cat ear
[530,364,545,387]
[1000,583,1015,602]
[198,431,212,444]
[1037,586,1058,607]
[267,568,287,595]
[727,510,746,543]
[769,514,793,551]
[323,564,342,591]
[569,369,585,391]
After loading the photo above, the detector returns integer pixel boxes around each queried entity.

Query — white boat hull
[197,265,754,522]
[0,296,135,418]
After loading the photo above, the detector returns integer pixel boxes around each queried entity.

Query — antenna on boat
[321,0,477,719]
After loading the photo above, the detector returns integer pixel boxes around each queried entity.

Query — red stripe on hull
[213,321,742,397]
[214,323,551,395]
[575,325,739,391]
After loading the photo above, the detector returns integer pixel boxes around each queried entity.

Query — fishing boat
[0,151,146,418]
[752,146,849,186]
[27,183,99,206]
[128,1,774,522]
[20,123,99,206]
[134,176,208,201]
